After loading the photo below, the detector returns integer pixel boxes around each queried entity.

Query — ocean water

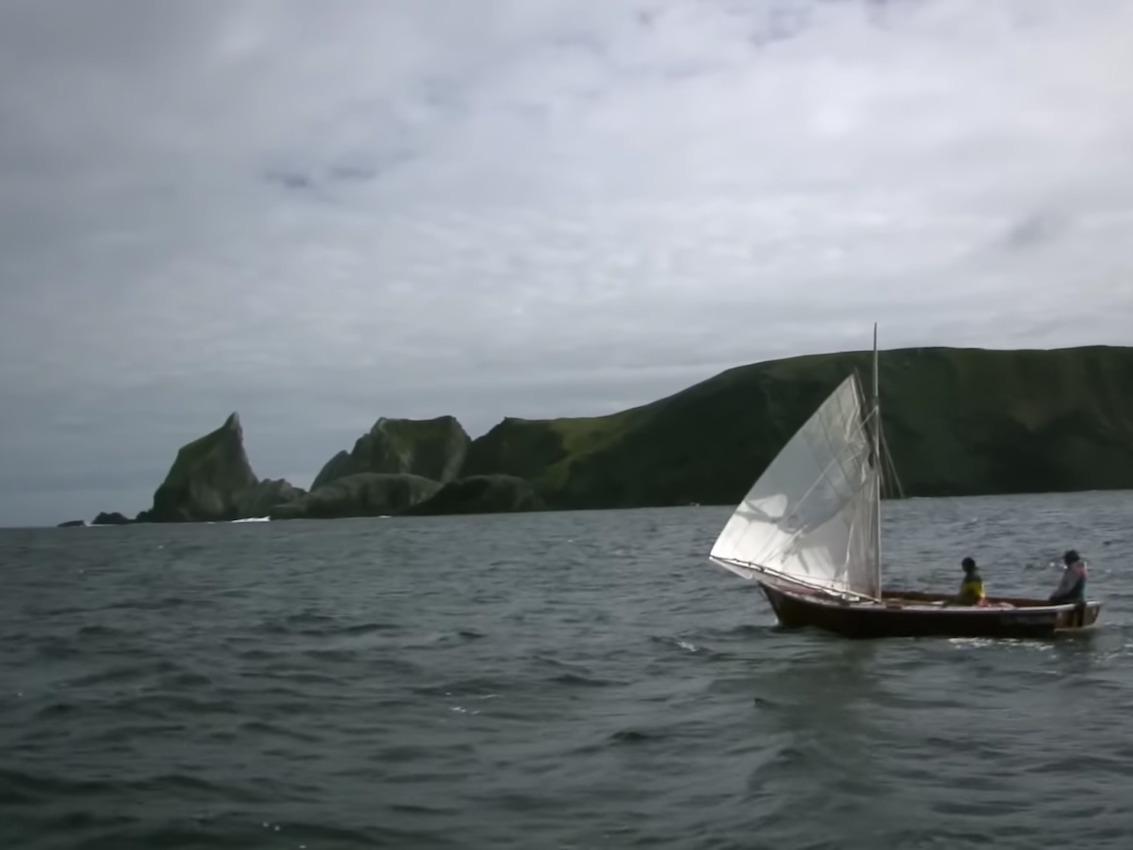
[2,491,1132,849]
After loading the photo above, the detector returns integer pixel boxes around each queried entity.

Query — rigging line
[852,368,889,495]
[862,369,901,500]
[851,370,884,593]
[880,426,905,499]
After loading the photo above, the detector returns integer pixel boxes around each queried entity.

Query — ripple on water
[2,494,1132,849]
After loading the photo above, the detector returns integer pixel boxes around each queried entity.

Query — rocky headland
[77,345,1133,524]
[132,413,306,523]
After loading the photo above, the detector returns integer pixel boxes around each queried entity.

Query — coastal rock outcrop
[137,413,303,522]
[92,511,131,525]
[311,416,470,489]
[95,345,1133,527]
[405,474,544,516]
[271,473,441,519]
[233,479,306,518]
[57,519,85,528]
[461,416,569,480]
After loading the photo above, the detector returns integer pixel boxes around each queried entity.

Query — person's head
[961,557,976,573]
[1063,549,1080,566]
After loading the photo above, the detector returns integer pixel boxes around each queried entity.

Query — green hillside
[462,346,1133,507]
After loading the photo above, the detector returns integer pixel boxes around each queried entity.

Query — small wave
[608,729,661,745]
[0,768,112,803]
[104,595,195,612]
[34,701,79,720]
[35,639,81,660]
[83,722,189,745]
[116,693,242,718]
[239,719,321,744]
[161,670,214,688]
[302,647,359,663]
[285,610,336,627]
[77,624,138,639]
[530,653,589,671]
[413,676,511,698]
[255,612,407,640]
[233,647,278,661]
[27,605,87,617]
[231,516,270,523]
[340,621,400,636]
[651,635,705,654]
[0,768,246,804]
[66,661,182,688]
[548,672,624,688]
[251,669,341,686]
[948,637,1053,652]
[389,802,461,815]
[710,623,776,637]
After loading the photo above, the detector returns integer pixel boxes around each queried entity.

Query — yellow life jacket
[958,575,986,605]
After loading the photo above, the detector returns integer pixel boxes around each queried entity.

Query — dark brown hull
[760,580,1101,639]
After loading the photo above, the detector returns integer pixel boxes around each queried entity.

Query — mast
[872,323,882,589]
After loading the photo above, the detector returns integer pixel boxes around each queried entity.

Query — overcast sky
[1,0,1131,526]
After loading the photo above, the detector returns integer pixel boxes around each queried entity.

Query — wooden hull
[759,578,1101,639]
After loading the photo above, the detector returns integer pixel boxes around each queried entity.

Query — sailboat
[708,328,1101,639]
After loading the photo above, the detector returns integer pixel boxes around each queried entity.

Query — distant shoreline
[36,345,1133,529]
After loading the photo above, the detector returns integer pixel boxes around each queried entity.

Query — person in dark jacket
[1049,549,1088,604]
[957,556,987,606]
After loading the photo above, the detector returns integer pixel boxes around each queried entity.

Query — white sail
[710,374,881,599]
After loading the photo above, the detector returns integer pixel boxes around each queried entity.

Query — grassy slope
[463,346,1133,507]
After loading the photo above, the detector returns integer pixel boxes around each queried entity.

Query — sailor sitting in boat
[1049,549,1088,604]
[957,557,989,606]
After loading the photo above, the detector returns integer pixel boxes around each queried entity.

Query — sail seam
[711,373,882,599]
[755,384,874,572]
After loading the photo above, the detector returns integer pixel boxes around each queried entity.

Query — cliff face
[463,346,1133,507]
[271,473,441,519]
[404,475,544,516]
[115,346,1133,525]
[311,416,470,490]
[138,413,304,522]
[234,479,306,519]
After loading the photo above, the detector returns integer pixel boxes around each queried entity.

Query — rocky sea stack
[136,413,304,522]
[312,416,470,489]
[92,512,131,525]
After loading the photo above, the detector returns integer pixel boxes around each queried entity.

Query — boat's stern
[1053,600,1102,632]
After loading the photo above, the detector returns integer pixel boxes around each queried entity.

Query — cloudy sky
[1,0,1131,526]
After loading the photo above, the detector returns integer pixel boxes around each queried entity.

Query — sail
[710,374,881,598]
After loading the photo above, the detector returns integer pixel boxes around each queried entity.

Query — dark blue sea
[2,492,1132,849]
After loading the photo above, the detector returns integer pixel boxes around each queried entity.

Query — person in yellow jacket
[957,557,989,606]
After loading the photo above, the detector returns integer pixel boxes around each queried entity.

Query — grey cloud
[2,1,1132,525]
[1001,212,1066,251]
[264,169,315,191]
